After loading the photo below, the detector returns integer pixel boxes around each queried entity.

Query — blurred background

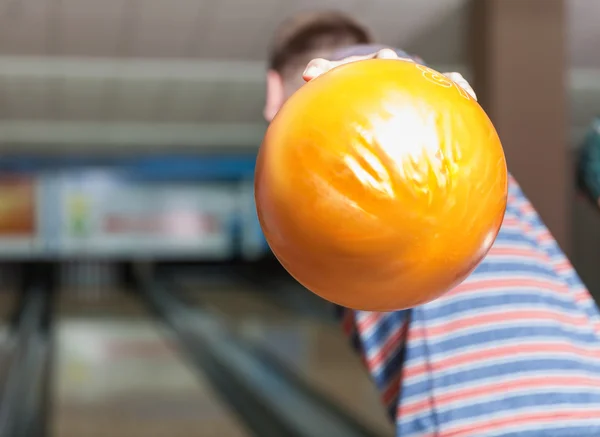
[0,0,595,436]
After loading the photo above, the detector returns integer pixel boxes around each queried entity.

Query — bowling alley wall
[0,1,596,287]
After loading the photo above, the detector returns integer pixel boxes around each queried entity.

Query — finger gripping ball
[255,59,507,311]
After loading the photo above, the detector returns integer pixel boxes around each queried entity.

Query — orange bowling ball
[255,59,507,311]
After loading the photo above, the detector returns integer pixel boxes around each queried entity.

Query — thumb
[444,72,477,101]
[302,58,333,82]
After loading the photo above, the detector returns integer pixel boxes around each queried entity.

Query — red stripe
[357,312,382,333]
[409,309,589,341]
[519,203,536,215]
[403,341,600,380]
[538,231,553,242]
[382,370,402,406]
[575,288,594,304]
[443,409,600,437]
[554,260,572,272]
[486,246,548,262]
[501,217,520,227]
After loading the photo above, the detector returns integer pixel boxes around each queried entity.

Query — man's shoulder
[418,175,588,316]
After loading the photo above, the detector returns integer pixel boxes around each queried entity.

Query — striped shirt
[326,44,600,435]
[341,175,600,436]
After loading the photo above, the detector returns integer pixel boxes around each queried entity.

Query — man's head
[264,11,373,121]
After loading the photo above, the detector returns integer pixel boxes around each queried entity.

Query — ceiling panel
[59,0,125,56]
[42,77,67,120]
[109,78,164,121]
[0,0,470,62]
[199,0,281,59]
[0,0,595,67]
[0,0,595,151]
[1,76,49,119]
[167,81,224,123]
[0,60,595,131]
[193,82,239,122]
[214,82,265,124]
[60,78,109,121]
[132,0,204,58]
[0,0,50,55]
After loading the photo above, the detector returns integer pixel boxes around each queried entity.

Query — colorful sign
[0,176,36,234]
[52,172,239,258]
[0,175,41,256]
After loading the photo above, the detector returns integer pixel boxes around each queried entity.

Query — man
[265,11,600,437]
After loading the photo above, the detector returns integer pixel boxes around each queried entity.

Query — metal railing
[0,264,53,437]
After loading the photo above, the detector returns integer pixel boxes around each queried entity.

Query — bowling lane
[51,284,251,437]
[177,275,395,437]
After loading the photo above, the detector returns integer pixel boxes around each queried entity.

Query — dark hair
[268,11,373,78]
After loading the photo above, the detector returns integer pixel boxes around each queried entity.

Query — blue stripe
[417,291,580,320]
[358,311,408,353]
[352,177,600,435]
[436,392,600,425]
[401,358,600,401]
[502,425,600,437]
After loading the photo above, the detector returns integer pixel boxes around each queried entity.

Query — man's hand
[302,48,477,101]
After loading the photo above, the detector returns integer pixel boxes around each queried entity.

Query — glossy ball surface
[255,59,507,311]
